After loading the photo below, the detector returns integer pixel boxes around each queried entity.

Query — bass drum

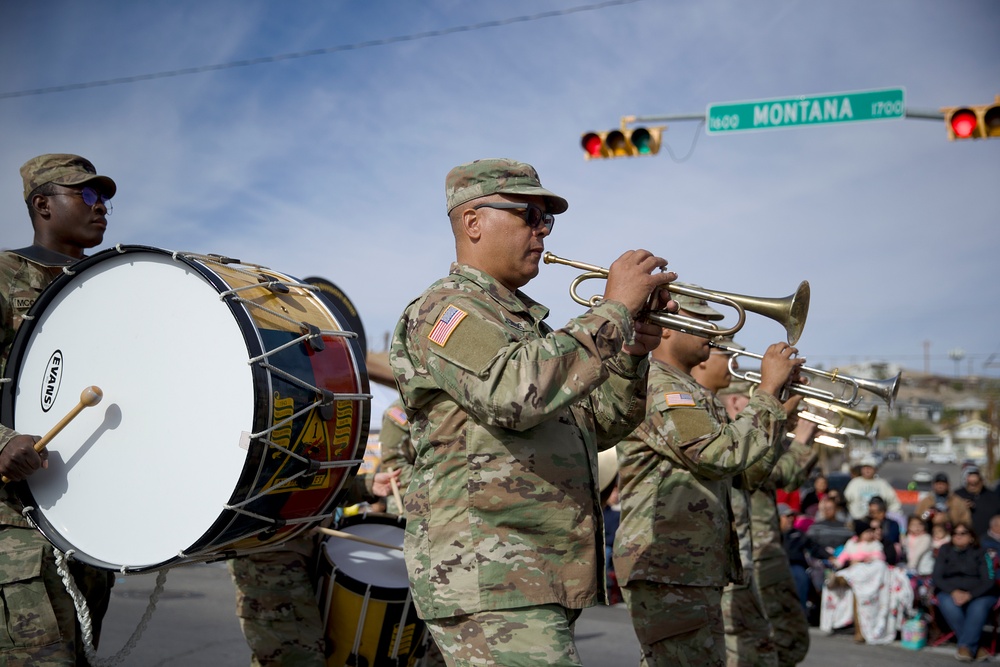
[1,245,370,572]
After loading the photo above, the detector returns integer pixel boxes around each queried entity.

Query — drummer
[0,153,118,663]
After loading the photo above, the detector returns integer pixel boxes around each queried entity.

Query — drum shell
[1,245,370,571]
[317,512,426,667]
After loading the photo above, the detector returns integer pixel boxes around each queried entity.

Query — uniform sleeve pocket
[0,542,62,650]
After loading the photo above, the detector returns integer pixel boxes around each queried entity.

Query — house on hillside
[941,419,992,463]
[895,396,944,423]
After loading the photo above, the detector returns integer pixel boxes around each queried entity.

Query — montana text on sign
[706,88,906,134]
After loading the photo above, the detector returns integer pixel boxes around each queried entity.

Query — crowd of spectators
[788,459,1000,660]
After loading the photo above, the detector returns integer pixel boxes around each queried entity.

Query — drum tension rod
[319,389,337,421]
[207,253,241,264]
[305,324,325,352]
[256,273,290,294]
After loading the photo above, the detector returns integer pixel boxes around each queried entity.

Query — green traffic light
[631,128,652,154]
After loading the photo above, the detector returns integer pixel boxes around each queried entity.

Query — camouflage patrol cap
[717,379,752,397]
[445,158,568,214]
[672,286,724,321]
[20,153,117,201]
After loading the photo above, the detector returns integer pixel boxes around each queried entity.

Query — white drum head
[324,520,408,588]
[12,251,255,569]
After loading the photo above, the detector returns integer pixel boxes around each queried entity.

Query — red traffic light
[581,132,604,157]
[950,109,979,139]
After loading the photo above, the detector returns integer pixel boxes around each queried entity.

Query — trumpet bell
[710,281,809,346]
[852,373,901,409]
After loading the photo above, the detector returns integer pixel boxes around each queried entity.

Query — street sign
[706,87,905,134]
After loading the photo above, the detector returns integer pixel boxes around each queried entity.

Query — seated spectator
[820,521,913,644]
[837,522,886,569]
[824,489,851,524]
[780,503,833,612]
[980,514,1000,554]
[903,514,934,575]
[864,518,901,566]
[802,474,829,517]
[857,497,902,565]
[955,468,1000,541]
[777,486,801,513]
[933,522,1000,662]
[844,456,902,521]
[917,473,972,530]
[807,497,854,552]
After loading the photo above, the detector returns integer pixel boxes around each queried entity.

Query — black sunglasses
[472,202,554,233]
[50,186,113,215]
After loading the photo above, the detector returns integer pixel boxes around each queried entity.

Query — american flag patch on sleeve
[664,392,696,407]
[428,305,468,346]
[387,405,408,427]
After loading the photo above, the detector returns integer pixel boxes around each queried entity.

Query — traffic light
[941,95,1000,140]
[580,126,664,160]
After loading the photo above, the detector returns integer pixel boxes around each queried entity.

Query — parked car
[912,469,933,484]
[883,449,901,462]
[927,451,957,464]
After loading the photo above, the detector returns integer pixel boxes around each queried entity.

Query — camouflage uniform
[0,247,115,665]
[390,262,649,664]
[614,360,785,667]
[722,460,783,667]
[379,399,413,516]
[376,399,448,667]
[750,440,818,667]
[228,473,377,667]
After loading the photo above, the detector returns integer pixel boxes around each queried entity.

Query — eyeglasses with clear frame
[472,202,554,233]
[50,186,113,215]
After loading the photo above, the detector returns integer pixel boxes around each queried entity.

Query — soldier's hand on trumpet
[0,434,46,482]
[789,409,819,444]
[756,342,807,399]
[603,249,677,356]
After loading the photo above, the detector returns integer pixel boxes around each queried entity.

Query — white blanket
[820,562,914,645]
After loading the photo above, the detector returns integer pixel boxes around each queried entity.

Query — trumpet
[711,341,901,408]
[542,251,810,344]
[798,397,878,436]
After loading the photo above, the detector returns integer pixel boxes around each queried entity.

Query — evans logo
[41,350,64,412]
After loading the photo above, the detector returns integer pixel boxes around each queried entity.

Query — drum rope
[185,252,267,274]
[392,593,414,659]
[255,361,371,405]
[353,587,373,658]
[259,435,363,470]
[54,548,168,667]
[226,290,318,331]
[246,332,322,364]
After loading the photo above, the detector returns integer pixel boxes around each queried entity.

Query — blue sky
[2,0,998,378]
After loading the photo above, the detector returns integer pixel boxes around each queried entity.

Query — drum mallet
[389,468,404,513]
[1,386,103,483]
[314,526,403,552]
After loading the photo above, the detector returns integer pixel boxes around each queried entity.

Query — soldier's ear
[29,193,52,223]
[460,206,482,242]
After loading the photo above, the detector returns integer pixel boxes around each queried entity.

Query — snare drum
[0,245,370,572]
[318,512,426,667]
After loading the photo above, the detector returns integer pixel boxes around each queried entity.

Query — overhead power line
[1,0,643,100]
